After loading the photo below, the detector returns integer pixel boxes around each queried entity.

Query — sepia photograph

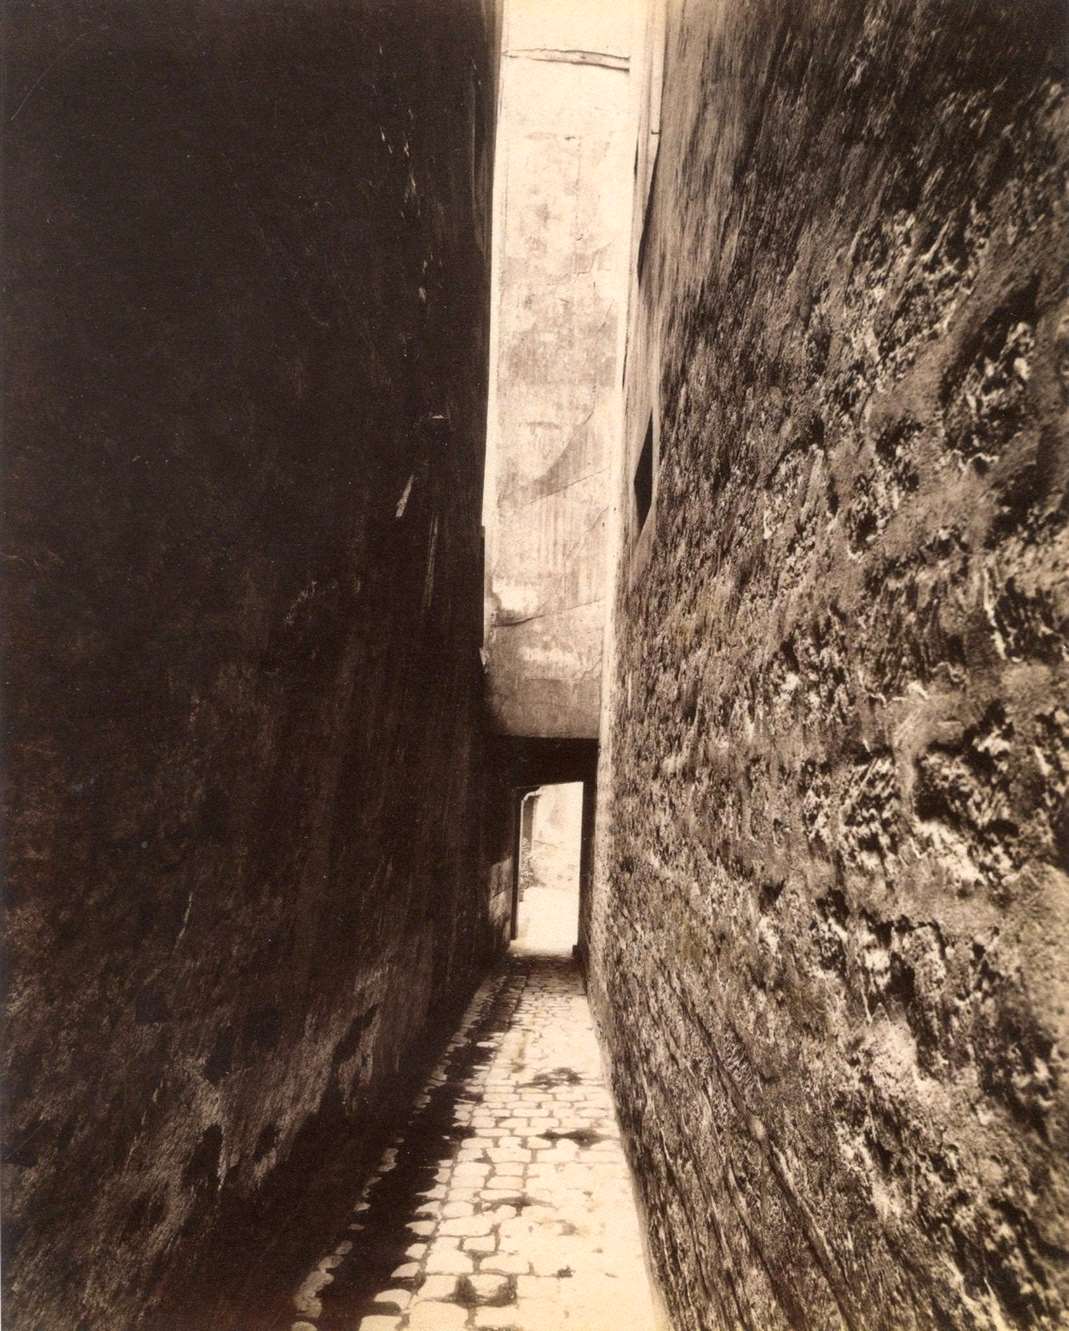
[2,0,1067,1327]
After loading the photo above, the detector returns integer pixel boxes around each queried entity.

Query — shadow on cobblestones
[284,952,659,1331]
[299,966,526,1329]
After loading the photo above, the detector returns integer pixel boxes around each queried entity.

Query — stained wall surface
[2,2,501,1326]
[482,0,633,738]
[527,783,583,895]
[591,2,1069,1328]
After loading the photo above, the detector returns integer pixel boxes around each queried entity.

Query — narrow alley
[290,950,659,1331]
[289,780,655,1330]
[5,0,1067,1329]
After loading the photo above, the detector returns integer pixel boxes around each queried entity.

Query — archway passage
[489,737,598,966]
[514,783,583,956]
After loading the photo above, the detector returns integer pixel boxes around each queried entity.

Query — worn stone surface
[524,784,582,895]
[3,2,502,1327]
[592,2,1069,1329]
[285,954,660,1331]
[482,0,633,739]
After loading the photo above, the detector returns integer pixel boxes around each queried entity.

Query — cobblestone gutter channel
[287,956,659,1331]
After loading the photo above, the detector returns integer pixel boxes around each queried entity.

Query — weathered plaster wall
[527,783,583,895]
[3,2,501,1326]
[482,0,632,738]
[591,2,1069,1328]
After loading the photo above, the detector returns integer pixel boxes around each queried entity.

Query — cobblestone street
[289,955,660,1331]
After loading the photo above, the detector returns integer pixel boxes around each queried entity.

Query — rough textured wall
[482,0,632,739]
[3,2,500,1326]
[592,2,1069,1328]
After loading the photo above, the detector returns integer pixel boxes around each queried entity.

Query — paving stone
[407,1301,468,1330]
[425,1242,474,1276]
[416,1275,458,1300]
[480,1253,530,1275]
[487,1147,531,1164]
[466,1272,512,1303]
[440,1214,494,1237]
[464,1234,498,1253]
[374,1287,412,1309]
[453,1162,492,1179]
[443,1200,476,1217]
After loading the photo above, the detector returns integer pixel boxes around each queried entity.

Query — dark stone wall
[593,2,1068,1329]
[2,1,501,1326]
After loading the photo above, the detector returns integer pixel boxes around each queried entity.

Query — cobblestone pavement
[289,955,660,1331]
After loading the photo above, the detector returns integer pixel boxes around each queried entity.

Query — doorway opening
[513,781,583,956]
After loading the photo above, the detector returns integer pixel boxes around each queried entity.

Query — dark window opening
[634,417,654,533]
[636,135,661,280]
